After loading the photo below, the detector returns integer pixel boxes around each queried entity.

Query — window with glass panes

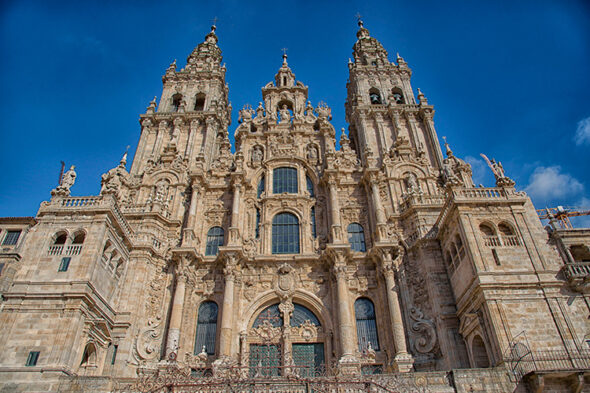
[272,213,299,254]
[347,223,366,252]
[355,298,380,351]
[205,227,224,256]
[306,175,314,197]
[194,301,218,355]
[257,175,265,198]
[2,230,21,245]
[273,167,298,194]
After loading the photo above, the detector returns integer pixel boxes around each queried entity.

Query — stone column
[330,251,358,374]
[367,174,387,242]
[165,257,190,358]
[218,255,238,358]
[182,185,201,247]
[327,176,343,243]
[379,248,414,372]
[228,180,241,245]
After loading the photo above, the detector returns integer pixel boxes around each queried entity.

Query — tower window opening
[306,175,314,197]
[369,88,382,105]
[172,93,183,112]
[194,93,206,111]
[283,76,287,86]
[255,208,261,239]
[392,88,405,104]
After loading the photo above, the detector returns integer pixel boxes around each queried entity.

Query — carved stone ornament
[297,319,318,342]
[252,320,282,343]
[409,307,438,354]
[275,263,296,300]
[132,317,164,364]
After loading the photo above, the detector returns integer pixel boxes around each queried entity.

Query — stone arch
[478,221,496,236]
[239,289,333,334]
[52,230,69,245]
[497,221,516,236]
[71,229,87,244]
[470,334,490,368]
[80,342,98,367]
[368,87,382,104]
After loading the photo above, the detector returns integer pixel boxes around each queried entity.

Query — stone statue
[251,146,263,165]
[441,158,461,186]
[62,166,77,189]
[52,165,77,196]
[480,153,515,187]
[406,173,419,193]
[279,105,291,123]
[307,144,318,161]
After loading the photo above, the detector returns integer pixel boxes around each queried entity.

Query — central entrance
[246,302,326,377]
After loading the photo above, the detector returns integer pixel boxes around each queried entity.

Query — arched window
[257,175,265,199]
[194,301,218,355]
[290,304,320,327]
[72,232,85,244]
[355,298,380,351]
[273,167,298,194]
[392,87,405,104]
[369,88,382,105]
[194,93,206,111]
[54,233,67,245]
[172,93,183,112]
[455,234,465,259]
[253,304,283,327]
[479,223,494,236]
[471,335,490,368]
[205,227,224,256]
[272,213,300,254]
[498,223,514,236]
[347,223,366,252]
[80,343,97,367]
[306,175,314,197]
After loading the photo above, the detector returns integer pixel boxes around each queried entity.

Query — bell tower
[130,24,231,176]
[345,20,444,172]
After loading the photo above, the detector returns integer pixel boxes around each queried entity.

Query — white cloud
[569,197,590,228]
[524,166,584,202]
[574,116,590,145]
[464,155,488,186]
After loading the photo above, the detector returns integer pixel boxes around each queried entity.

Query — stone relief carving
[409,307,438,354]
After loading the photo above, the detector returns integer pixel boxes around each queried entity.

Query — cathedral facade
[0,21,588,393]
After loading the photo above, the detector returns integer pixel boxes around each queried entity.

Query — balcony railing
[66,245,83,255]
[48,245,63,255]
[483,235,521,247]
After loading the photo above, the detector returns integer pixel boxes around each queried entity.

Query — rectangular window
[58,257,71,272]
[0,263,4,276]
[26,351,40,366]
[273,167,298,194]
[111,345,118,365]
[2,230,21,245]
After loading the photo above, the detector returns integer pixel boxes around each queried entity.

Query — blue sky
[1,1,589,225]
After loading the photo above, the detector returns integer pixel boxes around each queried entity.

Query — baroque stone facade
[0,21,589,393]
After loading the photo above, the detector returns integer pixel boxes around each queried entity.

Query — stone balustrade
[45,195,133,239]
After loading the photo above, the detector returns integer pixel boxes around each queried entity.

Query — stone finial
[442,136,453,157]
[146,96,157,113]
[417,88,428,105]
[120,146,130,167]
